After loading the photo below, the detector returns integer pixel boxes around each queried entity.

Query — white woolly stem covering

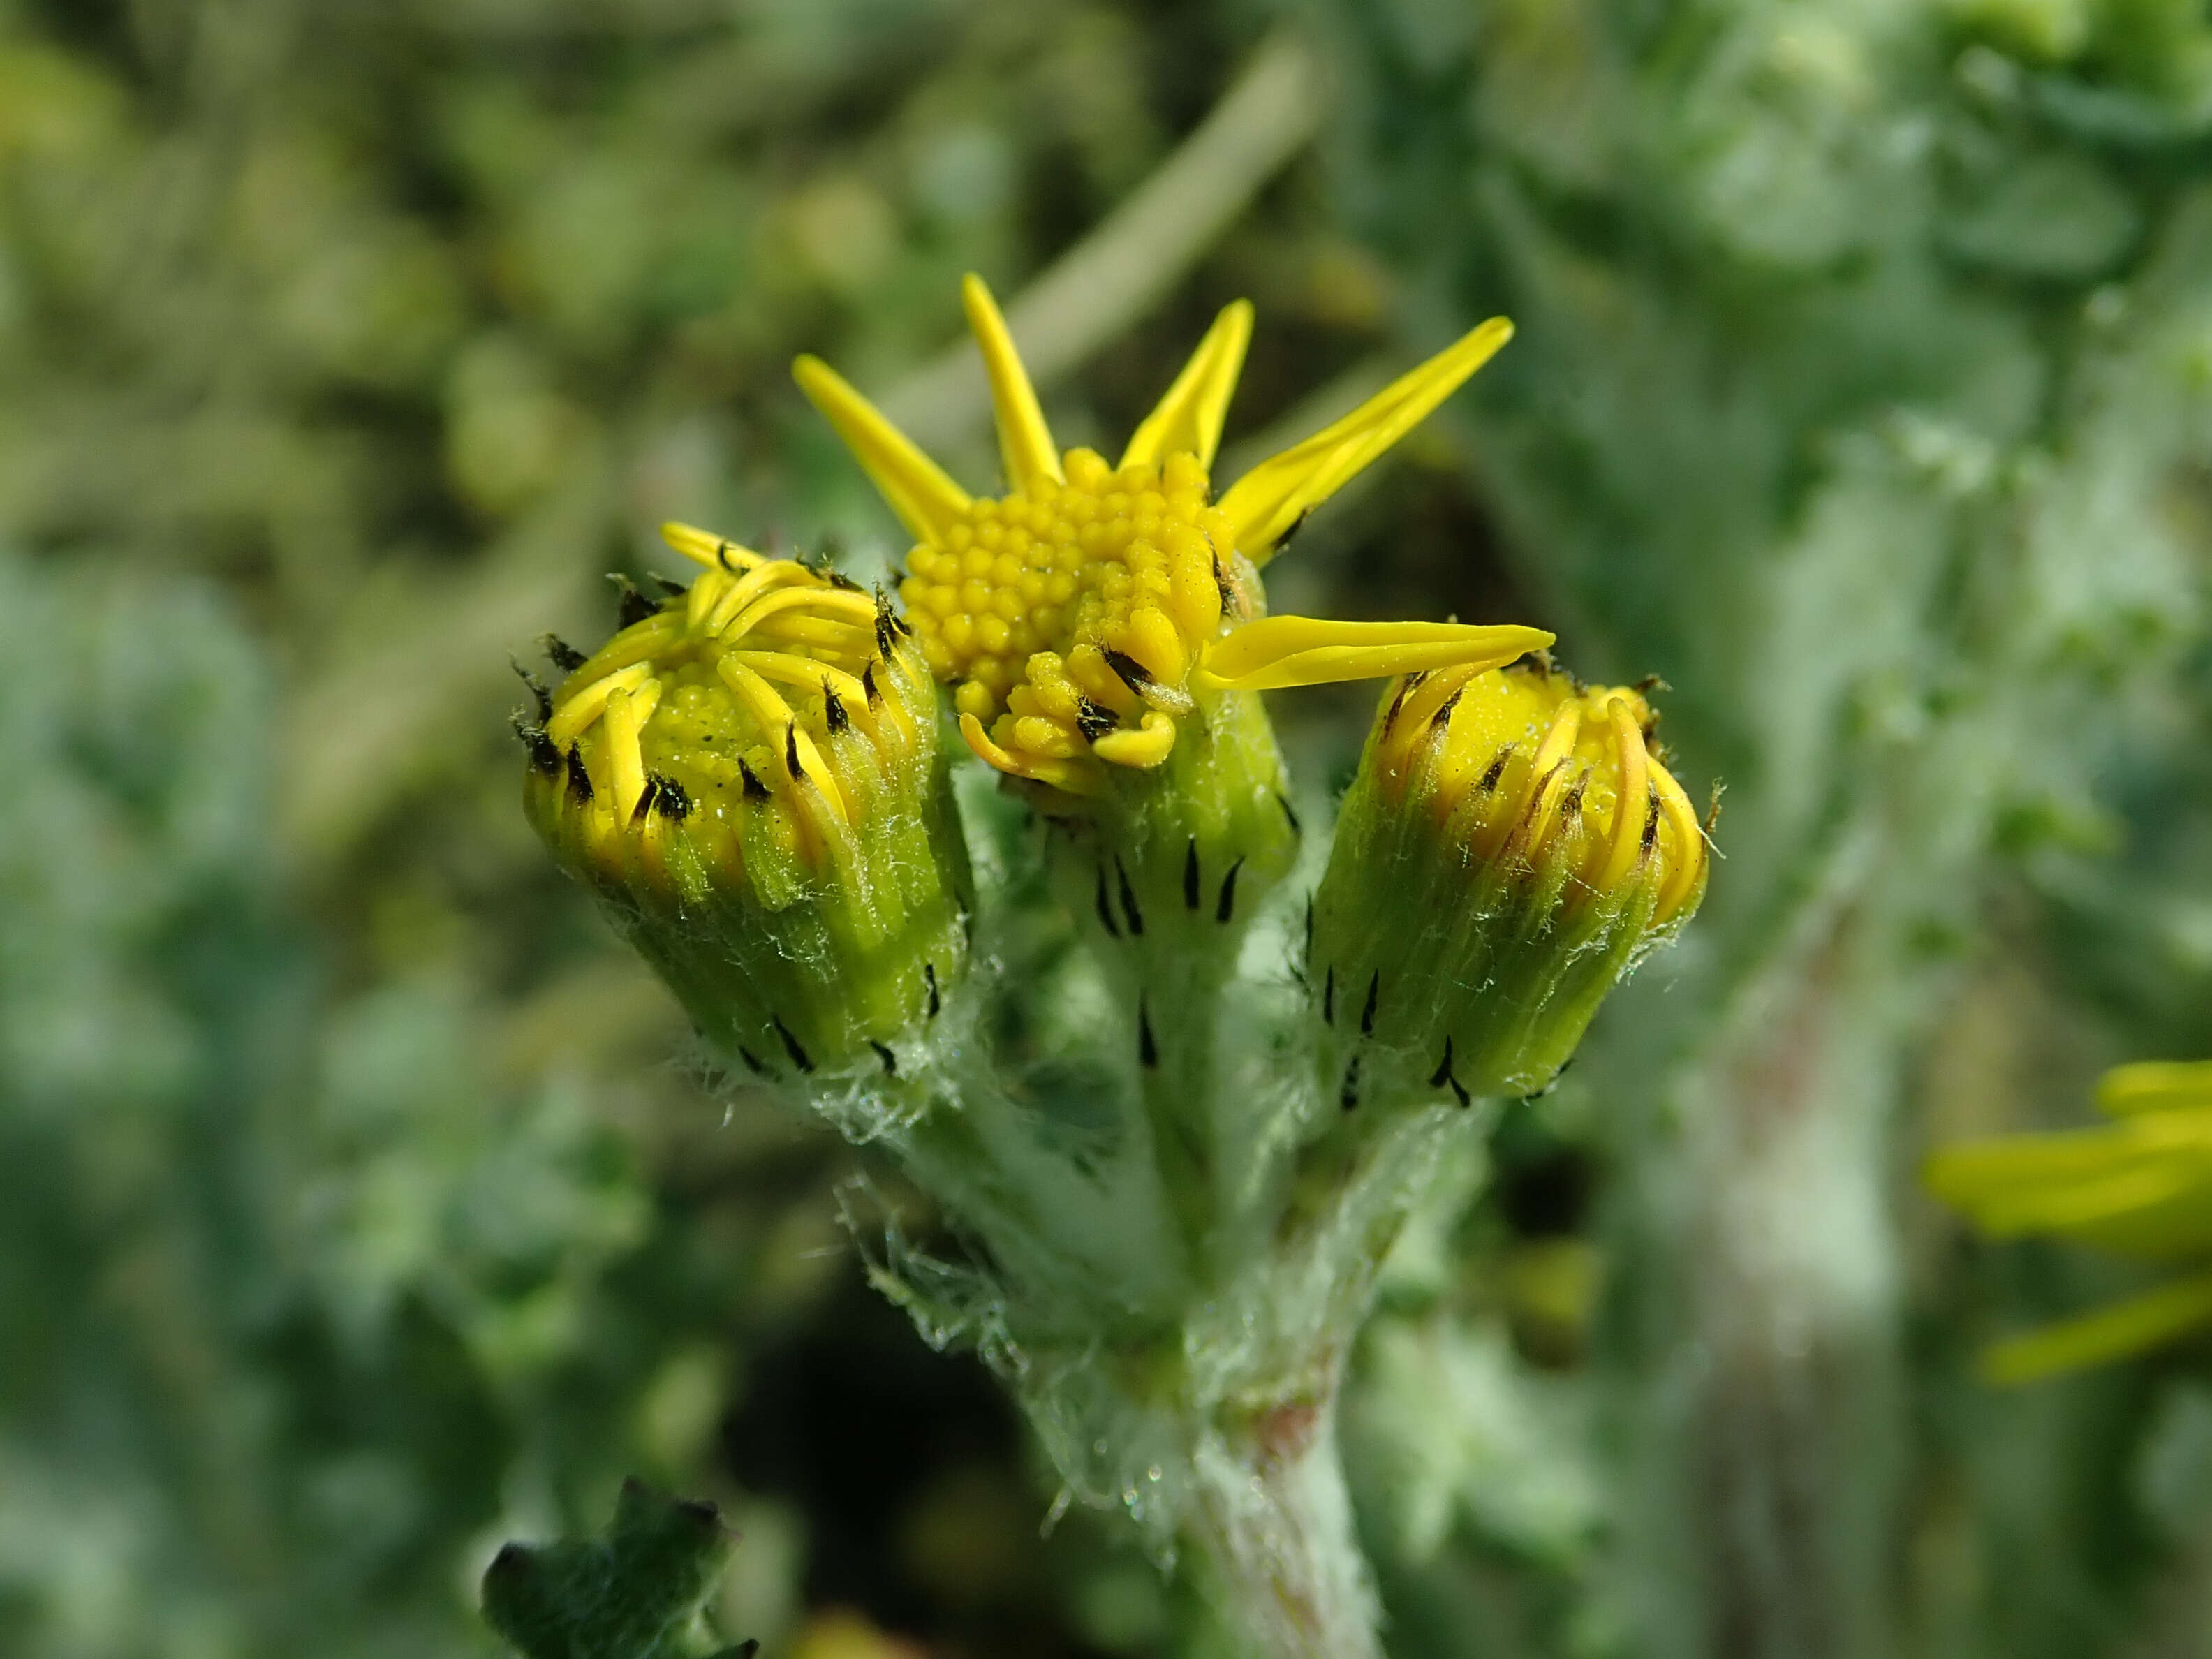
[1184,1399,1382,1659]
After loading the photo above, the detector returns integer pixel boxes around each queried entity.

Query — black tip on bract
[541,633,588,673]
[609,573,659,630]
[510,658,552,721]
[513,716,562,776]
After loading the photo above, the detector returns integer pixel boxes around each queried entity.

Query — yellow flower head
[1926,1060,2212,1385]
[519,522,964,1076]
[526,523,930,876]
[1309,658,1708,1105]
[794,274,1552,795]
[1369,661,1709,924]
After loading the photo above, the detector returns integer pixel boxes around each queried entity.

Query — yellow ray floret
[1926,1059,2212,1383]
[1214,316,1515,563]
[964,274,1063,494]
[1119,300,1252,473]
[1977,1271,2212,1386]
[790,356,971,545]
[795,274,1526,793]
[1196,617,1551,693]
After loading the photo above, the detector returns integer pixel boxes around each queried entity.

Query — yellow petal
[737,650,872,714]
[1119,300,1253,472]
[659,521,764,571]
[793,354,971,543]
[1970,1163,2205,1240]
[602,682,657,823]
[1979,1269,2212,1386]
[1195,616,1552,693]
[2098,1060,2212,1116]
[716,659,849,827]
[1651,760,1707,921]
[1597,696,1651,894]
[1513,702,1584,853]
[1216,316,1514,563]
[963,274,1063,494]
[547,660,654,748]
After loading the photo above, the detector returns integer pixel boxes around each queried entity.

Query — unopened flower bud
[1310,659,1708,1108]
[520,524,968,1078]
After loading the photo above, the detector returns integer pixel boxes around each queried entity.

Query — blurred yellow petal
[1195,616,1552,693]
[1216,316,1514,563]
[1979,1270,2212,1386]
[1969,1163,2205,1240]
[1120,300,1253,471]
[2098,1060,2212,1116]
[792,354,971,543]
[963,273,1063,493]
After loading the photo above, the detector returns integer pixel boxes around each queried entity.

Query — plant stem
[1182,1394,1382,1659]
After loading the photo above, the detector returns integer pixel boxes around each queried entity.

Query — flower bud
[519,524,968,1078]
[1310,658,1708,1108]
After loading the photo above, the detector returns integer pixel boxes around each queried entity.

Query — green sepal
[1311,739,1682,1109]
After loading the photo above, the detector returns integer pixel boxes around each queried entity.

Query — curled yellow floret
[795,273,1546,793]
[1371,660,1708,922]
[1927,1059,2212,1385]
[522,521,929,881]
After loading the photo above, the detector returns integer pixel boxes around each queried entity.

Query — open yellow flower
[1926,1060,2212,1384]
[794,275,1552,794]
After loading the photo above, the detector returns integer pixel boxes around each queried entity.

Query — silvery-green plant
[522,277,1708,1657]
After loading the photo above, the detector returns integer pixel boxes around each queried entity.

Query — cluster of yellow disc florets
[901,448,1244,772]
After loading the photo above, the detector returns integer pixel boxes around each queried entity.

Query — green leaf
[480,1480,755,1659]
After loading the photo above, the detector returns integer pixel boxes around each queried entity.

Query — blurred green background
[6,0,2212,1655]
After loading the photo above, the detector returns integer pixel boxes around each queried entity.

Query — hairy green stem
[1182,1396,1381,1659]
